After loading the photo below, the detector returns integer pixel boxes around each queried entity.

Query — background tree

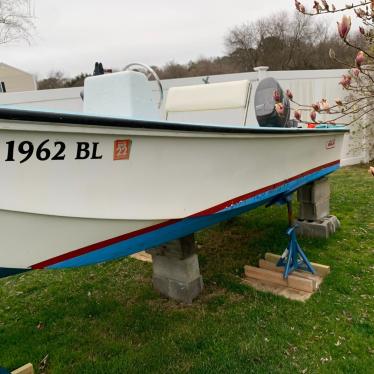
[0,0,34,44]
[225,11,355,71]
[289,1,374,126]
[37,71,90,90]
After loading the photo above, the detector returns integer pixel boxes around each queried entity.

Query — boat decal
[113,139,131,160]
[326,139,336,149]
[31,159,340,270]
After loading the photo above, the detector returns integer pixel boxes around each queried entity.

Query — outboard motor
[255,77,291,127]
[83,62,163,120]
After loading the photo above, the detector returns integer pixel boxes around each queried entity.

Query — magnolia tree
[272,1,374,129]
[0,0,34,44]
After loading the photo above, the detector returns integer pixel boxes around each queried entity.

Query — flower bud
[339,74,351,88]
[312,102,321,112]
[329,48,336,59]
[335,98,343,106]
[355,51,365,67]
[275,103,285,115]
[337,15,351,39]
[286,89,293,100]
[310,110,317,122]
[273,89,281,102]
[313,1,322,13]
[321,0,329,10]
[351,68,360,77]
[294,109,301,121]
[359,26,365,35]
[320,99,330,112]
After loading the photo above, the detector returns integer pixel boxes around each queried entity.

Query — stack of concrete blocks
[296,177,340,238]
[146,234,203,304]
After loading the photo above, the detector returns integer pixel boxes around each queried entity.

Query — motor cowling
[255,77,290,127]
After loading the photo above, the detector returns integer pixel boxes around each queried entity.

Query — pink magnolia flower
[273,89,281,102]
[337,15,351,39]
[294,109,301,121]
[356,51,365,67]
[310,110,317,122]
[339,74,351,88]
[286,89,293,100]
[275,103,285,115]
[312,102,321,112]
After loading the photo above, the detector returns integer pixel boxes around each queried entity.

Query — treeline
[38,11,361,89]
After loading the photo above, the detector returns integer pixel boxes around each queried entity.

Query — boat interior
[82,62,291,128]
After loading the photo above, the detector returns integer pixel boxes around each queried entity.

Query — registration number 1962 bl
[3,140,103,163]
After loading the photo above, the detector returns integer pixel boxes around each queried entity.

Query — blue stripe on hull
[48,164,339,269]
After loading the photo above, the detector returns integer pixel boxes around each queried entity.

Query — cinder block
[298,199,330,221]
[148,234,203,303]
[296,215,340,239]
[153,275,203,304]
[297,177,330,204]
[152,253,201,284]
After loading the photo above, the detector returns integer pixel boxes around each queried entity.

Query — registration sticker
[113,139,131,160]
[326,139,336,149]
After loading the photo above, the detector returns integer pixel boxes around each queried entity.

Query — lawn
[0,164,373,373]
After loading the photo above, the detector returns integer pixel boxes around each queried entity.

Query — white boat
[0,64,347,277]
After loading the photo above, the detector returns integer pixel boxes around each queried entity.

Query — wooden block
[244,265,315,293]
[243,278,313,302]
[258,259,323,290]
[130,251,152,263]
[265,253,330,277]
[12,363,34,374]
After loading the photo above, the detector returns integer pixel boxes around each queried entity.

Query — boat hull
[0,108,347,276]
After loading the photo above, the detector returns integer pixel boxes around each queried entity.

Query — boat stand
[277,199,316,279]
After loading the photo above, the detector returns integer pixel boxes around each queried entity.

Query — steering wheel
[124,62,164,108]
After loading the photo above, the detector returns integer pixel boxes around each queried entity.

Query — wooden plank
[130,251,152,263]
[265,252,330,277]
[244,265,315,293]
[12,363,34,374]
[243,278,313,302]
[258,259,323,290]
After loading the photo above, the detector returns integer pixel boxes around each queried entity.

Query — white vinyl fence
[0,68,372,165]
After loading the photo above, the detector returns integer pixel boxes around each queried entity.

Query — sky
[0,0,345,79]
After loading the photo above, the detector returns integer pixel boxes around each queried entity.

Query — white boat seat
[165,80,252,126]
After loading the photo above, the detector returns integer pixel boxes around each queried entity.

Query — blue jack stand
[266,194,316,278]
[277,225,316,279]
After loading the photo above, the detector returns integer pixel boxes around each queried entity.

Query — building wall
[0,69,371,165]
[0,64,37,92]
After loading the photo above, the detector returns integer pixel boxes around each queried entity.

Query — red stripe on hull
[31,160,340,269]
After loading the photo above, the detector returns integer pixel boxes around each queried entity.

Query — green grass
[0,164,373,373]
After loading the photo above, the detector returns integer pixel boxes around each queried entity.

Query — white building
[0,63,37,92]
